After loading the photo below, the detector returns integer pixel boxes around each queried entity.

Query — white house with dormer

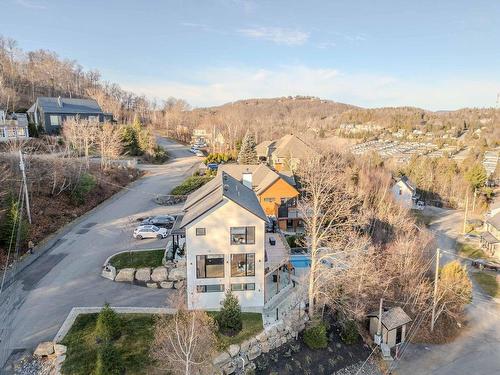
[391,176,419,209]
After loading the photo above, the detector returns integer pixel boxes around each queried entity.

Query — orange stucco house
[217,164,302,232]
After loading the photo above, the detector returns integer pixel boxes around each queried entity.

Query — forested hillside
[1,34,498,149]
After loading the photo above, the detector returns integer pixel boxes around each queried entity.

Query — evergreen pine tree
[237,130,258,165]
[216,291,242,335]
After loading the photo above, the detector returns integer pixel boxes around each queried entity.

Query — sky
[1,0,499,110]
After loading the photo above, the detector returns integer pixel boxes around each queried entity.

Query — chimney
[57,96,63,108]
[242,172,252,189]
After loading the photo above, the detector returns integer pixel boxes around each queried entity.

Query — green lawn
[61,311,263,374]
[208,312,264,349]
[109,249,164,269]
[171,175,213,195]
[472,272,500,298]
[61,313,156,375]
[457,242,487,260]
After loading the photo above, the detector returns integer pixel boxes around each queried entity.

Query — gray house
[27,97,113,134]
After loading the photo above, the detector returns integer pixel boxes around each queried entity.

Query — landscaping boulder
[256,332,267,343]
[174,280,184,289]
[151,266,168,282]
[247,345,261,361]
[213,352,231,366]
[135,267,152,282]
[240,338,256,353]
[34,342,54,357]
[261,341,270,353]
[160,281,174,289]
[115,268,135,282]
[221,361,236,374]
[54,344,67,356]
[101,265,116,281]
[228,344,240,357]
[168,266,186,281]
[146,282,158,288]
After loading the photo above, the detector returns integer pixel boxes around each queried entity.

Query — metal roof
[30,97,103,114]
[180,172,268,228]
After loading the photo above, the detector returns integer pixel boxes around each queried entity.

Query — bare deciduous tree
[151,298,218,375]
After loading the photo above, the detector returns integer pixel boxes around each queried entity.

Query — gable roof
[398,175,416,192]
[256,140,273,158]
[486,212,500,231]
[30,97,103,114]
[272,134,315,160]
[367,307,412,331]
[180,172,268,228]
[217,163,297,195]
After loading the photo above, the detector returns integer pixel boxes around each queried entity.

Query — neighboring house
[27,97,113,134]
[0,110,29,141]
[481,212,500,259]
[367,307,412,349]
[391,176,419,209]
[217,164,303,232]
[173,172,292,311]
[256,134,315,172]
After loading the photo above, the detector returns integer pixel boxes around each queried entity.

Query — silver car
[133,225,168,240]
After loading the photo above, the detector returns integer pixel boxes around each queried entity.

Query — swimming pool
[291,254,311,268]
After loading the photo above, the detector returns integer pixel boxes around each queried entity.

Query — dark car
[141,215,175,228]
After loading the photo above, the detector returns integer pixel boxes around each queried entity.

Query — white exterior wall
[391,181,414,209]
[185,198,266,311]
[369,317,407,348]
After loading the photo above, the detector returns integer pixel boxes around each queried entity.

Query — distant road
[0,138,198,369]
[395,208,500,375]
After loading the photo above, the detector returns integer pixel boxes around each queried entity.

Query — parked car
[141,215,175,228]
[415,201,425,210]
[194,150,204,157]
[190,146,198,153]
[133,225,168,240]
[471,259,500,272]
[207,162,218,171]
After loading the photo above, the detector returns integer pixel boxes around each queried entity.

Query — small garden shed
[367,307,412,348]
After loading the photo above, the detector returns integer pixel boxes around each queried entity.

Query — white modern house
[391,176,419,209]
[173,172,292,312]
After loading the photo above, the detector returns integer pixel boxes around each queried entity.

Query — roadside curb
[54,306,177,343]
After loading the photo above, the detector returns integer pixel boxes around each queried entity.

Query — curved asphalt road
[0,138,199,368]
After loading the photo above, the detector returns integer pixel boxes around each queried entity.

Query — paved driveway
[0,138,199,368]
[394,207,500,375]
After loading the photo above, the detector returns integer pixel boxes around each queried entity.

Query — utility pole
[462,191,469,234]
[375,298,383,345]
[431,248,440,332]
[472,188,477,213]
[19,150,32,224]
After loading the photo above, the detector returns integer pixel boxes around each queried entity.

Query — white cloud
[15,0,46,9]
[237,27,310,46]
[121,65,499,110]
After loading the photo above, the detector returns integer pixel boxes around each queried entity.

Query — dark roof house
[27,97,112,134]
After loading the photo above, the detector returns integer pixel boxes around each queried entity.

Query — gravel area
[13,356,52,375]
[334,359,382,375]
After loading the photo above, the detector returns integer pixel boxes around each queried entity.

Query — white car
[133,225,168,240]
[194,150,204,157]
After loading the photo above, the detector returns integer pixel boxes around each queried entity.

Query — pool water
[291,254,311,268]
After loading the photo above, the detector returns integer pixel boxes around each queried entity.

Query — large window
[231,283,255,291]
[231,227,255,245]
[196,255,224,278]
[264,197,275,203]
[196,284,224,293]
[231,253,255,277]
[49,115,61,126]
[196,228,206,236]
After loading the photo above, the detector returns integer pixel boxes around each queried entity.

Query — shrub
[95,304,121,343]
[171,175,213,195]
[204,152,233,165]
[303,321,328,349]
[71,173,96,205]
[216,291,242,335]
[340,320,359,344]
[94,342,123,375]
[0,194,29,249]
[150,144,168,164]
